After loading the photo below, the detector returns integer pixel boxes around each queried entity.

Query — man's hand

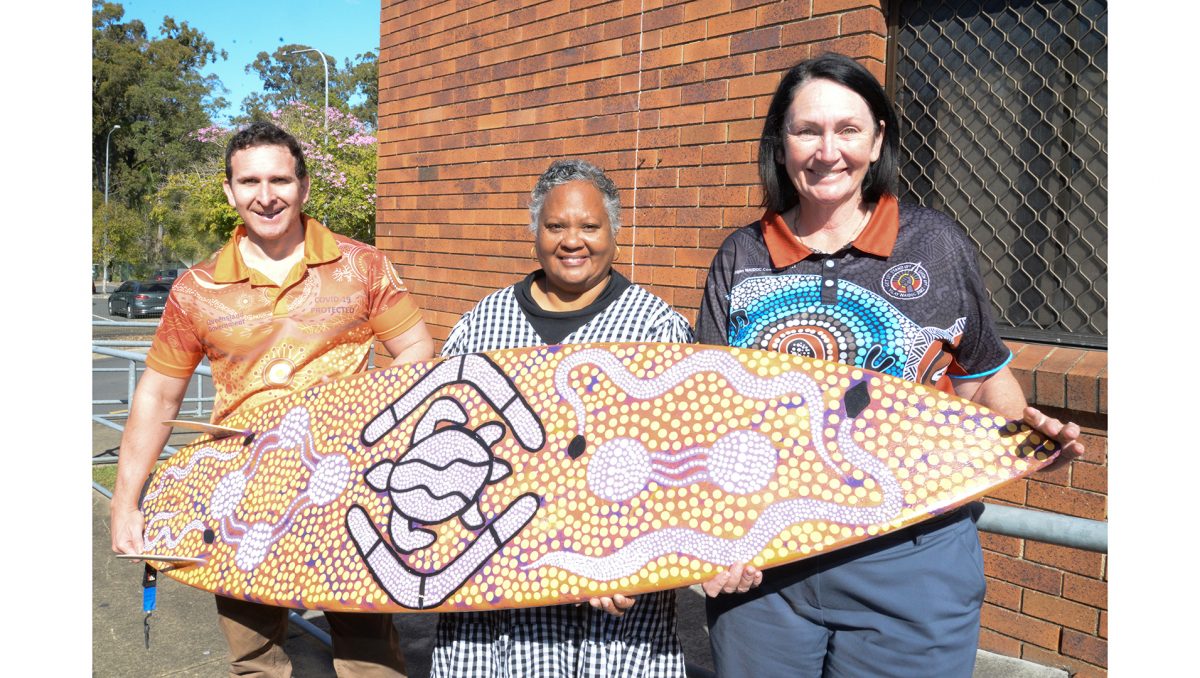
[109,368,190,557]
[111,504,146,555]
[1024,405,1085,469]
[702,562,763,597]
[587,594,637,617]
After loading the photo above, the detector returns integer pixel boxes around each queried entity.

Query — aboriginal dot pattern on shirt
[697,201,1012,390]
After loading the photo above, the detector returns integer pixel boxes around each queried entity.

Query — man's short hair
[224,121,308,181]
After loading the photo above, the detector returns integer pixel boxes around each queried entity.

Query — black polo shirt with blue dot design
[696,194,1011,393]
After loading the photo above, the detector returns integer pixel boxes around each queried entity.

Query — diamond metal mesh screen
[892,0,1107,347]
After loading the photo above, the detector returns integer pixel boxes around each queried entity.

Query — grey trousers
[706,511,985,678]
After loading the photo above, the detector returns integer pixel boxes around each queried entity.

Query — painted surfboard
[137,342,1057,613]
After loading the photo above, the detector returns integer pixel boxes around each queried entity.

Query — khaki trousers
[215,596,407,677]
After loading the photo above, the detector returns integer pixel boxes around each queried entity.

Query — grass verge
[93,464,118,492]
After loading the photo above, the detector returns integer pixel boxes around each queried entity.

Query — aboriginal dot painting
[140,343,1057,613]
[728,275,966,384]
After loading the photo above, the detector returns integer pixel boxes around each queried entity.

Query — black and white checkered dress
[431,279,693,678]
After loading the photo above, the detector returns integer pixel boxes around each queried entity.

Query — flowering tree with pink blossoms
[152,101,379,260]
[271,102,379,244]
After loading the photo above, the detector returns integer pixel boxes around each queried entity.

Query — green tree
[339,51,379,126]
[240,44,339,122]
[94,192,152,283]
[239,47,378,128]
[149,151,236,266]
[162,102,379,247]
[93,2,227,204]
[92,1,227,278]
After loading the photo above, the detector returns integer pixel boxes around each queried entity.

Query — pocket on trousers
[958,520,987,603]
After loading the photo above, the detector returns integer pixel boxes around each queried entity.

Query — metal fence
[92,321,214,464]
[890,0,1108,347]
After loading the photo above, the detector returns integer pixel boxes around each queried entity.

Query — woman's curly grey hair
[527,159,621,236]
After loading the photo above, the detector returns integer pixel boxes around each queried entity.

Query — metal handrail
[93,319,159,327]
[91,345,213,378]
[92,329,215,465]
[972,501,1106,552]
[92,343,212,415]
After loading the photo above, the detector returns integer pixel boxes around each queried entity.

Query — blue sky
[117,0,382,123]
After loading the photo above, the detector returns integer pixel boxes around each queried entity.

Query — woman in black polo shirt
[697,52,1085,678]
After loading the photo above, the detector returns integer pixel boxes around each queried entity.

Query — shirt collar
[761,193,900,268]
[210,214,341,283]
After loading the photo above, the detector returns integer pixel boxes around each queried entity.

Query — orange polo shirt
[146,215,422,424]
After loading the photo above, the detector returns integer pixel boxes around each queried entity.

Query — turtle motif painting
[136,342,1058,613]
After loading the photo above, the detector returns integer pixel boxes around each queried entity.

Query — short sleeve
[145,290,205,378]
[696,241,736,346]
[441,310,474,357]
[646,308,695,344]
[365,249,423,341]
[945,229,1013,379]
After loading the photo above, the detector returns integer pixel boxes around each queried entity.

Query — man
[110,121,433,676]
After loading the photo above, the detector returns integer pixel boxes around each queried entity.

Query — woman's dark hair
[758,52,899,213]
[225,121,308,181]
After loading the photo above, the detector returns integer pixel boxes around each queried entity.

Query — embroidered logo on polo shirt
[882,262,930,300]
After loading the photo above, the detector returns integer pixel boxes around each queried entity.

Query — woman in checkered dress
[430,159,760,678]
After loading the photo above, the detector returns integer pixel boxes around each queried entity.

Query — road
[92,294,210,419]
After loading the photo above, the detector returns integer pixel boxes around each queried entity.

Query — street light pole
[104,124,120,205]
[284,48,331,141]
[102,124,121,294]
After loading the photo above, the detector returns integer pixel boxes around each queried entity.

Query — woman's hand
[587,594,636,617]
[1023,405,1086,469]
[952,368,1086,472]
[701,562,763,597]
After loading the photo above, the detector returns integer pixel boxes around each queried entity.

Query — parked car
[153,267,187,283]
[108,281,171,318]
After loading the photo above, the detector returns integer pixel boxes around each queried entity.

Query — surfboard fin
[116,553,207,567]
[163,419,251,441]
[843,381,872,419]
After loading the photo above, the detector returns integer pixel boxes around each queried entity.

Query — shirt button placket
[821,257,838,304]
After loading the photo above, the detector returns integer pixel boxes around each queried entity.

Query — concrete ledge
[1005,342,1106,415]
[974,649,1069,677]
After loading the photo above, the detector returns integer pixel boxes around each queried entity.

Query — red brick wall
[377,1,1107,674]
[377,0,888,339]
[984,345,1108,677]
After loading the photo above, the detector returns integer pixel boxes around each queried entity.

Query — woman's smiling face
[778,78,884,211]
[535,180,616,298]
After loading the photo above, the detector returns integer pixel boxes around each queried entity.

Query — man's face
[222,144,310,245]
